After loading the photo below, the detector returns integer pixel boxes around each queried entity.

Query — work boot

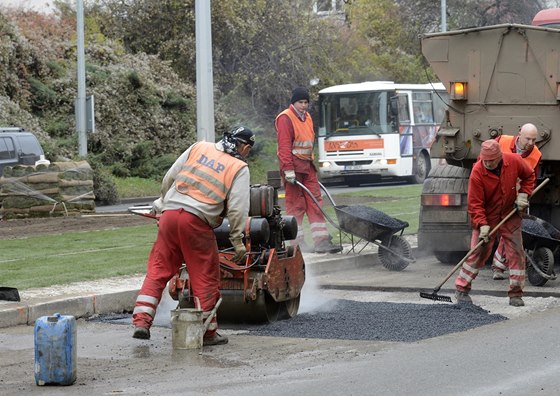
[203,332,229,346]
[132,326,150,340]
[492,270,506,280]
[454,291,472,304]
[509,297,525,307]
[314,238,342,254]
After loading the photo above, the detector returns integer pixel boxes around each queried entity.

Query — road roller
[166,178,305,324]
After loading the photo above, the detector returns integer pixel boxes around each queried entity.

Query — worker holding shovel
[455,139,535,307]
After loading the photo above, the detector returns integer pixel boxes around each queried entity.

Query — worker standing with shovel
[455,139,535,307]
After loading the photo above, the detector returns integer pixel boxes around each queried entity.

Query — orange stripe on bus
[324,139,384,152]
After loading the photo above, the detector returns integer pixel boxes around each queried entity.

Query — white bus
[317,81,448,186]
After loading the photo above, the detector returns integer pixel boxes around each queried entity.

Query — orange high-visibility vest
[498,135,541,170]
[275,109,315,160]
[175,142,247,204]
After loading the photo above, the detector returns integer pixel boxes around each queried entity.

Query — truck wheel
[527,247,554,287]
[418,164,471,256]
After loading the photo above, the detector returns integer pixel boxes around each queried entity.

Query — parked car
[0,127,45,175]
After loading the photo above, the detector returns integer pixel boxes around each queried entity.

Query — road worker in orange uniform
[132,127,255,344]
[492,123,542,280]
[455,139,535,307]
[275,86,341,254]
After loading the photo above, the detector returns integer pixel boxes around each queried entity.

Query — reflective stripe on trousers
[456,216,525,297]
[284,170,330,245]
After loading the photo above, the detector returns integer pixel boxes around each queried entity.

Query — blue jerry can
[34,313,77,386]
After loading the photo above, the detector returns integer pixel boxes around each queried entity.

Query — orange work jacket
[498,135,541,170]
[175,142,247,204]
[275,109,314,160]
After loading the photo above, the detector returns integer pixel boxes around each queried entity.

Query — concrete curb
[0,290,140,328]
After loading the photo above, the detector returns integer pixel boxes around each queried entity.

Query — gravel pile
[245,299,507,342]
[336,205,407,230]
[522,218,551,238]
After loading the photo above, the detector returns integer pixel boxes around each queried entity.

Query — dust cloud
[298,266,336,314]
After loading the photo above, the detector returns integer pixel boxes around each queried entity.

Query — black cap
[290,87,310,104]
[227,126,255,147]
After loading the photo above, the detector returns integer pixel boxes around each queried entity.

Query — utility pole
[76,0,87,156]
[195,0,215,142]
[441,0,447,32]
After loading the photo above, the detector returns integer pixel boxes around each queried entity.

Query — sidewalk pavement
[2,234,559,328]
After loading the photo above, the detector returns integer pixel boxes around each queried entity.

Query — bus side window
[397,95,410,123]
[414,103,434,123]
[432,92,448,124]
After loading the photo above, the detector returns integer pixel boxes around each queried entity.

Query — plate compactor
[167,178,305,324]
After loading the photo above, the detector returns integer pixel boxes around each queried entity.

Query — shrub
[162,91,187,109]
[127,70,142,89]
[28,77,58,111]
[44,118,70,138]
[110,162,131,178]
[93,167,119,205]
[46,60,66,78]
[89,156,119,204]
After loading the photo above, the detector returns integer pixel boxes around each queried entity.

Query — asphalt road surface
[3,266,560,395]
[3,290,560,395]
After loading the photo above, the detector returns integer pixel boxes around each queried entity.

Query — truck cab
[418,20,560,262]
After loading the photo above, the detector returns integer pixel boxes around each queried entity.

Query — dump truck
[418,9,560,265]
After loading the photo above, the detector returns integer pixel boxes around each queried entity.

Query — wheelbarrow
[521,214,559,286]
[295,181,415,271]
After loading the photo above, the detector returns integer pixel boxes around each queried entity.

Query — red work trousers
[455,215,525,298]
[133,209,220,336]
[284,170,329,245]
[491,236,508,273]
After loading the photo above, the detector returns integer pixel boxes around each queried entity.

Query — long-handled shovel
[419,177,549,302]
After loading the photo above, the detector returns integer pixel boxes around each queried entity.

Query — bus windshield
[319,91,394,137]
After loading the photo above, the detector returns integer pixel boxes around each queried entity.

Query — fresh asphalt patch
[243,299,507,342]
[97,299,507,343]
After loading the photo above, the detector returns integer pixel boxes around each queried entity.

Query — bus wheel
[409,152,430,184]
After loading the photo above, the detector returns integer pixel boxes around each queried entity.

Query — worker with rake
[455,139,535,307]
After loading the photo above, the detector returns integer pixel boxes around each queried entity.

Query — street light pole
[76,0,87,156]
[441,0,447,32]
[195,0,215,142]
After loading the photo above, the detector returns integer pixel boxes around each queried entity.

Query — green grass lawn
[1,184,421,290]
[0,225,157,290]
[114,177,161,198]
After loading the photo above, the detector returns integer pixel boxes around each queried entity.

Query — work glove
[478,225,491,244]
[231,241,247,264]
[515,193,529,212]
[151,197,163,216]
[284,170,297,185]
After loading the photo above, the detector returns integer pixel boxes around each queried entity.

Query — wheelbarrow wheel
[378,235,412,271]
[527,247,554,287]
